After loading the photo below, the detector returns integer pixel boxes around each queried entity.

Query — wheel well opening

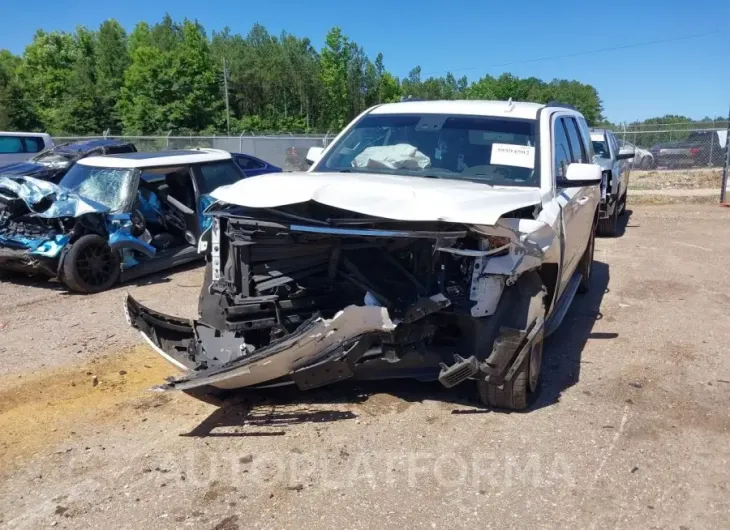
[538,263,559,313]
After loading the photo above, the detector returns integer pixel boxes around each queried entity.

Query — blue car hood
[0,161,60,180]
[0,175,109,218]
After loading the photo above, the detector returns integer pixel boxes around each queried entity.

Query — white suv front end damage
[125,100,601,410]
[124,173,556,391]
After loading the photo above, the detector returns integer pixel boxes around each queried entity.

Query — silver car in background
[619,139,655,169]
[0,132,54,165]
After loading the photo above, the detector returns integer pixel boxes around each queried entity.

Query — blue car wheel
[62,234,120,293]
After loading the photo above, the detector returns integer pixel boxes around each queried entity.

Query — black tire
[62,234,120,293]
[619,191,628,216]
[597,203,618,237]
[476,273,546,411]
[478,336,544,411]
[640,156,653,170]
[577,226,595,294]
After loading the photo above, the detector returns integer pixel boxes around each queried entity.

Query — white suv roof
[370,100,547,120]
[77,148,231,169]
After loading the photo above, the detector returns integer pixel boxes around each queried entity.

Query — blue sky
[2,0,727,122]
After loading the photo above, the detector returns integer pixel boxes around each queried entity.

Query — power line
[421,29,722,77]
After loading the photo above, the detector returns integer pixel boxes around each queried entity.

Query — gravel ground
[1,204,729,530]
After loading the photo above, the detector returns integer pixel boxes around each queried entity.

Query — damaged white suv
[125,100,602,410]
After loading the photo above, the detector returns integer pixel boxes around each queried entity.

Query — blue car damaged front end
[0,175,158,277]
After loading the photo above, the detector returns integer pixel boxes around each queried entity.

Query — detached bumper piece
[438,355,480,388]
[125,293,401,392]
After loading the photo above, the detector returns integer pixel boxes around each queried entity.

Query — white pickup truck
[126,99,602,410]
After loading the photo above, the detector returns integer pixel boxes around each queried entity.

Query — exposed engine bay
[126,198,557,395]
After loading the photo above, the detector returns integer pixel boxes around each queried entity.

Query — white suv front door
[552,115,597,294]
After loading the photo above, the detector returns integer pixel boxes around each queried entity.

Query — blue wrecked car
[0,149,252,293]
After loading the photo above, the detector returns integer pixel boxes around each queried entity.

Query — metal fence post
[721,106,730,204]
[166,130,172,148]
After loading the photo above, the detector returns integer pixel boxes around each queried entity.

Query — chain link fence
[612,125,727,169]
[53,133,336,172]
[606,123,729,201]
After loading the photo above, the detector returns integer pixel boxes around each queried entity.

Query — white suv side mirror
[306,146,324,165]
[557,163,602,187]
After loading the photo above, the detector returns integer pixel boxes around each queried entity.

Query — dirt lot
[1,204,729,530]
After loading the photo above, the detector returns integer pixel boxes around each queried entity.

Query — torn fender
[124,294,396,391]
[469,204,560,278]
[449,211,559,318]
[108,231,156,258]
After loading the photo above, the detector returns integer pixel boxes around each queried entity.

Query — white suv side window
[564,118,588,163]
[0,136,24,154]
[607,132,618,159]
[576,117,595,160]
[553,117,572,179]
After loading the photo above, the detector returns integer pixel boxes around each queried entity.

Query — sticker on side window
[490,144,535,169]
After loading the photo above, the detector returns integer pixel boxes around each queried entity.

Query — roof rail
[400,96,423,102]
[546,100,578,111]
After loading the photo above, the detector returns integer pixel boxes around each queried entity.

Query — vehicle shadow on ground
[183,380,479,437]
[615,209,634,237]
[0,260,204,294]
[0,272,67,292]
[118,260,204,289]
[532,260,611,411]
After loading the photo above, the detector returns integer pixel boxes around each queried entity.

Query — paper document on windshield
[490,144,535,169]
[353,144,431,170]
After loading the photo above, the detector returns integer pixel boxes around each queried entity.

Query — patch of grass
[629,194,719,205]
[631,168,723,190]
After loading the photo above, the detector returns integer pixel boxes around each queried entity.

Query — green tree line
[0,15,610,135]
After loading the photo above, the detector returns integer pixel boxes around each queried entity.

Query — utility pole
[721,105,730,204]
[223,57,231,136]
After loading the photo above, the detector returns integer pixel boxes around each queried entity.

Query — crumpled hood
[0,175,109,219]
[210,171,542,226]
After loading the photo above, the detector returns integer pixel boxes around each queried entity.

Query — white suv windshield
[318,114,538,186]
